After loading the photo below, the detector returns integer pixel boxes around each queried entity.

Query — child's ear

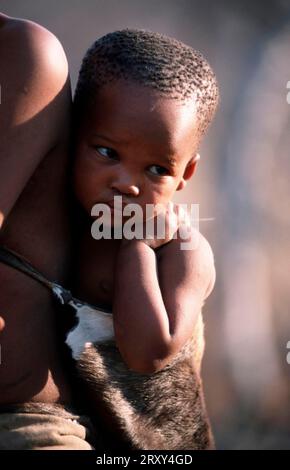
[176,153,200,191]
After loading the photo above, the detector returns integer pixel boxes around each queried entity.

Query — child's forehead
[87,80,199,147]
[94,79,189,109]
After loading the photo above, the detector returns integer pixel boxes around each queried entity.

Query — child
[67,29,219,450]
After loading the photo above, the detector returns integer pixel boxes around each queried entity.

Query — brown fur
[76,313,214,450]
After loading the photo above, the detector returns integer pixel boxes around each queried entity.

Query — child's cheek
[151,186,175,208]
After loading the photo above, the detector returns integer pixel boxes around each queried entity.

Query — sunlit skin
[74,80,199,223]
[0,14,73,406]
[73,80,215,373]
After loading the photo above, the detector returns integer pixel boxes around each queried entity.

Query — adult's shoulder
[0,14,69,94]
[0,14,71,227]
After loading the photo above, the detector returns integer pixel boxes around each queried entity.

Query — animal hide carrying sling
[0,245,214,450]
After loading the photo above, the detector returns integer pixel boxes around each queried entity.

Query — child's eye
[148,165,170,176]
[94,146,118,160]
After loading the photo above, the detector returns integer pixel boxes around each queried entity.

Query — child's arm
[113,225,215,374]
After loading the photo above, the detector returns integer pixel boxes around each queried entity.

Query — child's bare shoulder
[158,227,216,300]
[192,231,216,298]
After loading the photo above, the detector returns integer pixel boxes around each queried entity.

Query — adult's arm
[0,14,70,228]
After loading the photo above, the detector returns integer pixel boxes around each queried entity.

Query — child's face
[74,80,199,222]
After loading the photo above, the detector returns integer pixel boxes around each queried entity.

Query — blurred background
[1,0,289,449]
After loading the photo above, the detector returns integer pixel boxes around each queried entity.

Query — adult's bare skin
[0,14,73,405]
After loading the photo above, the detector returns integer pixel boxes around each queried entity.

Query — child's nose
[111,170,140,197]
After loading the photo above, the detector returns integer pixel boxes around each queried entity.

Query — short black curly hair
[74,29,219,139]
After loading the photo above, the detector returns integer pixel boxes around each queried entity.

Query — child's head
[73,29,219,220]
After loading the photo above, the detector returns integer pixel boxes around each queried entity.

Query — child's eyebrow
[162,156,177,167]
[91,133,123,145]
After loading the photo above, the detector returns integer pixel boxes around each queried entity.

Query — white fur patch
[65,302,114,360]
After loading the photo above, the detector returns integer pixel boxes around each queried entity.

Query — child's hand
[140,202,191,250]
